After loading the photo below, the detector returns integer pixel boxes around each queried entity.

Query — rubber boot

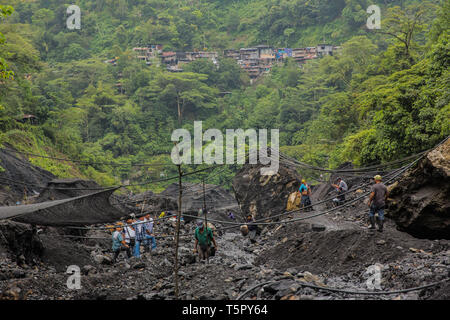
[377,219,384,232]
[369,216,376,230]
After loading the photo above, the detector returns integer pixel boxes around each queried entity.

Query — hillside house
[161,51,177,65]
[316,44,334,56]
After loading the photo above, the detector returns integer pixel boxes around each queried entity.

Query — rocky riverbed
[0,209,448,300]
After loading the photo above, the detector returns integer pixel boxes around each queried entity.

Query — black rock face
[388,139,450,239]
[0,221,43,265]
[232,159,302,220]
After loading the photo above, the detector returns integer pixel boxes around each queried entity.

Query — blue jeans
[369,204,384,220]
[134,240,141,257]
[143,234,157,250]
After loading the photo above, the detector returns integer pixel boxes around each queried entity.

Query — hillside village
[105,44,341,87]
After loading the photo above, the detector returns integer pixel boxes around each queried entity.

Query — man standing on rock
[194,221,217,262]
[368,175,389,232]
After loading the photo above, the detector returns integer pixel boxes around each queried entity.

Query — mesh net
[0,188,125,226]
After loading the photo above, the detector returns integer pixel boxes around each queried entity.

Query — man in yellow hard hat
[368,175,389,232]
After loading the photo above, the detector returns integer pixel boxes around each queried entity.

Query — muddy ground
[0,203,448,300]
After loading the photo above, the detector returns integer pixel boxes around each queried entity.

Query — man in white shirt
[123,219,136,257]
[332,177,348,206]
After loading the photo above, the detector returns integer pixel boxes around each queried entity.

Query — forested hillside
[0,0,448,191]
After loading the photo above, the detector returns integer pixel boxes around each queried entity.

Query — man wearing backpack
[194,220,217,262]
[299,179,312,211]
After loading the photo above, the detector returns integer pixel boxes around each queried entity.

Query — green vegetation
[0,0,448,190]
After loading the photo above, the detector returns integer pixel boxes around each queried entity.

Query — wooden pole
[202,178,207,226]
[174,164,182,299]
[202,178,209,264]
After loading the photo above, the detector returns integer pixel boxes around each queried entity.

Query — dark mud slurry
[1,212,448,300]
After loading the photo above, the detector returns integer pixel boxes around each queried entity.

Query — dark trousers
[301,195,312,210]
[113,246,131,262]
[198,243,210,260]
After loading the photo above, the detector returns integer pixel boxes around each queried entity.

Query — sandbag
[286,192,301,211]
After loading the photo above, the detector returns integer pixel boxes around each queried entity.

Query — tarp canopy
[0,188,125,226]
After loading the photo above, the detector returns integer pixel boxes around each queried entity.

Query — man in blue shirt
[112,224,129,263]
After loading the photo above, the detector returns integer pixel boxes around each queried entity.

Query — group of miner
[109,174,388,263]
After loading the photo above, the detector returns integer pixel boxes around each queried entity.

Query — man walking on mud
[368,175,389,232]
[194,220,217,263]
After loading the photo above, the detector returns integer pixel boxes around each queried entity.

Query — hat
[301,179,306,183]
[336,177,342,181]
[197,220,204,227]
[374,175,382,181]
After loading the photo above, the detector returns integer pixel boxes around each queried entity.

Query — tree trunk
[177,95,182,125]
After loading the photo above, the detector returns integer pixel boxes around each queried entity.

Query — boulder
[232,158,302,220]
[388,139,450,239]
[0,221,43,265]
[116,182,240,222]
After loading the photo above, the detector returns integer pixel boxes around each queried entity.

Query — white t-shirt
[339,180,348,192]
[124,225,135,242]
